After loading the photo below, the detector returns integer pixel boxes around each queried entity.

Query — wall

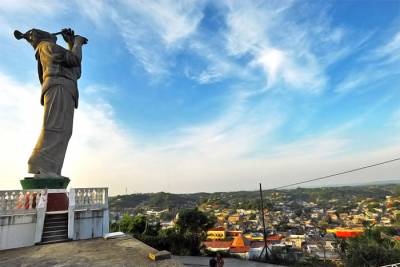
[72,209,107,240]
[1,187,109,250]
[0,213,37,250]
[68,188,109,240]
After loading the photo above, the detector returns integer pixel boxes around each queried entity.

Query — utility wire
[268,157,400,190]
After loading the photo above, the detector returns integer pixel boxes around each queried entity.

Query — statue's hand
[61,28,75,47]
[74,35,88,45]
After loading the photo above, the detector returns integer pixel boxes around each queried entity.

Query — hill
[109,183,400,213]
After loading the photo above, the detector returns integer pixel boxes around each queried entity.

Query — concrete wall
[72,210,107,240]
[0,214,37,250]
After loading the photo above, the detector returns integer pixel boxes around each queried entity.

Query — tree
[119,213,134,233]
[343,227,400,266]
[116,214,147,234]
[131,215,146,234]
[176,208,216,235]
[174,208,216,255]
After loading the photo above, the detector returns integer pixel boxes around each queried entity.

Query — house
[207,226,226,240]
[227,214,240,224]
[202,240,231,252]
[285,234,305,248]
[229,235,251,259]
[203,234,256,259]
[226,229,242,238]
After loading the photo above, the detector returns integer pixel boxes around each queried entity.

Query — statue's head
[14,29,57,49]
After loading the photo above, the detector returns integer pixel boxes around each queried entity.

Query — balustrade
[72,188,108,210]
[1,188,108,214]
[0,190,43,215]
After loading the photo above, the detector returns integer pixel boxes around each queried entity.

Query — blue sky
[0,0,399,194]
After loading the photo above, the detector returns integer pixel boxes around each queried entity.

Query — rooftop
[0,237,183,267]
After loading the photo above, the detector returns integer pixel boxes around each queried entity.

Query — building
[202,240,231,252]
[226,229,242,238]
[227,214,240,224]
[206,226,226,240]
[285,234,305,248]
[326,227,364,238]
[229,235,251,259]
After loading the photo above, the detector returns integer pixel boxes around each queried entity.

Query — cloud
[223,1,327,92]
[183,39,256,84]
[2,2,400,195]
[121,0,205,46]
[335,31,400,95]
[0,1,67,41]
[2,71,400,194]
[0,0,65,15]
[253,48,324,91]
[0,73,43,189]
[76,0,205,76]
[370,31,400,63]
[185,66,223,84]
[74,0,107,28]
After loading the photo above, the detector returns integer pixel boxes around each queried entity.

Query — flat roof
[0,237,183,267]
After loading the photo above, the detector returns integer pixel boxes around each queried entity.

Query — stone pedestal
[20,178,69,212]
[47,191,69,212]
[20,177,70,190]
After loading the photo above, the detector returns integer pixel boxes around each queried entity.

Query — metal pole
[259,183,269,262]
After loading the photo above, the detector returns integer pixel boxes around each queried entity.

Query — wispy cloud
[0,1,66,40]
[223,1,329,92]
[335,30,400,95]
[76,0,206,76]
[370,31,400,63]
[0,0,65,16]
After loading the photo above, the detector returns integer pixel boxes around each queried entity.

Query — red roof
[231,235,245,247]
[202,241,232,249]
[336,230,363,238]
[267,234,283,241]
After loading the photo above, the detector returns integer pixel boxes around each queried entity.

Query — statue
[14,28,87,186]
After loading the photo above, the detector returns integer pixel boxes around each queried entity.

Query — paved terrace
[0,237,183,267]
[175,256,286,267]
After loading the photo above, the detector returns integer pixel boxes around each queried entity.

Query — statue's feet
[34,169,65,179]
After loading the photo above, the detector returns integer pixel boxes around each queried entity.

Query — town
[109,183,400,265]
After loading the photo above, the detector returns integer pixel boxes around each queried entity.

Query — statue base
[20,177,70,190]
[47,191,69,211]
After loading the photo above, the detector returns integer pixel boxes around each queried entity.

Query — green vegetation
[111,209,215,256]
[342,226,400,266]
[109,184,400,214]
[109,183,400,262]
[175,208,216,234]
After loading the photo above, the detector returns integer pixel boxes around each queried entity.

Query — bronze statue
[15,28,87,179]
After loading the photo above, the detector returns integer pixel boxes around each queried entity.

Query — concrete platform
[175,256,286,267]
[0,237,183,267]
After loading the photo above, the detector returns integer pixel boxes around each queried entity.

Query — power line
[268,157,400,190]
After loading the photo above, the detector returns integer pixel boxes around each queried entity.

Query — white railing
[68,187,109,239]
[71,188,108,210]
[0,190,44,215]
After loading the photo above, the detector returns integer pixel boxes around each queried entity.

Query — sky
[0,0,400,195]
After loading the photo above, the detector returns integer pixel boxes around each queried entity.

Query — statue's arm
[38,42,81,67]
[66,36,86,66]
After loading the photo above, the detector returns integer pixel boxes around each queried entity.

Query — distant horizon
[112,178,400,196]
[1,1,400,195]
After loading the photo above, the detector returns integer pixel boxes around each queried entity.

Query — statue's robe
[28,40,83,176]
